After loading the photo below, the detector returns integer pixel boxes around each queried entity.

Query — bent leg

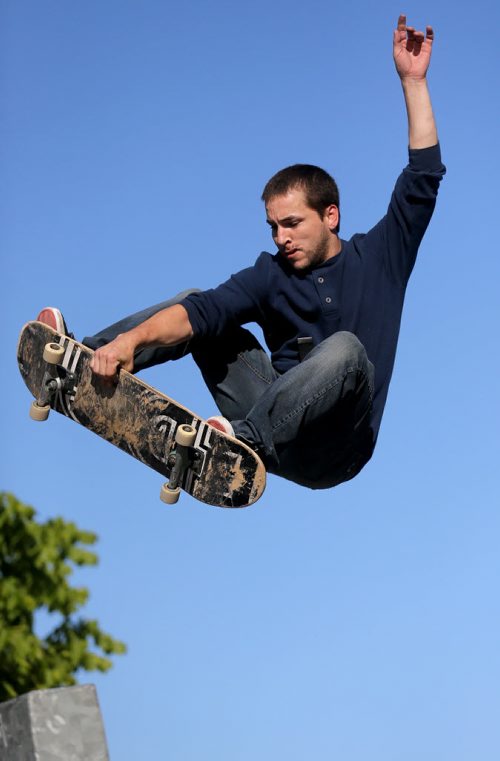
[82,290,200,371]
[82,300,374,487]
[192,328,279,422]
[233,332,375,488]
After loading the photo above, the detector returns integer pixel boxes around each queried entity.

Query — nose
[275,226,291,248]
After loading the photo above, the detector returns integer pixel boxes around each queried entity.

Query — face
[265,188,340,271]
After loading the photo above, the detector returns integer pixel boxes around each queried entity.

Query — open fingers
[406,27,424,54]
[403,23,433,55]
[394,13,407,43]
[397,17,434,45]
[397,14,406,30]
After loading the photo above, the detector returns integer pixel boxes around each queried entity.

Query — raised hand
[393,14,434,81]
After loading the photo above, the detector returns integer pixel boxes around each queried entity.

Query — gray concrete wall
[0,684,109,761]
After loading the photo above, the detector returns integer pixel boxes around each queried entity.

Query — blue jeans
[83,291,375,489]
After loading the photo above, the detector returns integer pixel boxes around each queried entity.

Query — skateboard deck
[17,322,266,508]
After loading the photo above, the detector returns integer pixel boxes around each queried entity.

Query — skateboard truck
[29,343,67,421]
[160,424,197,505]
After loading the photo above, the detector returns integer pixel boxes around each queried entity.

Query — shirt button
[325,297,332,304]
[318,277,324,284]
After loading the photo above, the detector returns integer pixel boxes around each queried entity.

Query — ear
[324,204,339,232]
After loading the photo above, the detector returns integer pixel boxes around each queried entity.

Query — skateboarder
[37,16,445,489]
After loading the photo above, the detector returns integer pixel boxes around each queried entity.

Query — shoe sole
[37,307,66,334]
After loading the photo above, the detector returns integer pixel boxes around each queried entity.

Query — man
[38,16,445,489]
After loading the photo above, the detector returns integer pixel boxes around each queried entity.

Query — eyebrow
[266,215,302,226]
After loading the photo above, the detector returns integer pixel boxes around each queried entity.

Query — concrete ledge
[0,684,109,761]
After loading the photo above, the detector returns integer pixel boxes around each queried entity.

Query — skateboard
[17,322,266,508]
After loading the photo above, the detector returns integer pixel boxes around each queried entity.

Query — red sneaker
[36,307,69,335]
[206,416,235,437]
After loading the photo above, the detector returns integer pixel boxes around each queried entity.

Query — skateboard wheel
[43,342,65,364]
[30,401,50,421]
[175,424,196,447]
[160,483,181,505]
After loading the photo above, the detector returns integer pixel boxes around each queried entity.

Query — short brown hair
[262,164,341,232]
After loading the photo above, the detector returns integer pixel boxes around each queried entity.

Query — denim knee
[306,332,373,384]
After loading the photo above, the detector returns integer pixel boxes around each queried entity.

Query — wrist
[119,328,144,353]
[401,75,429,89]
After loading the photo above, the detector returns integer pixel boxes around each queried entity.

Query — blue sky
[2,1,500,759]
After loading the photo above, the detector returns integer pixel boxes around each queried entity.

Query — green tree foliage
[0,492,126,701]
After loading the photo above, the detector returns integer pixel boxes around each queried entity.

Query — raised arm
[393,14,438,149]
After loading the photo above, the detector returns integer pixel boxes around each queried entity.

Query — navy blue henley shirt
[182,144,446,440]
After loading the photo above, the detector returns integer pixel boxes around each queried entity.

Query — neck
[325,234,342,260]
